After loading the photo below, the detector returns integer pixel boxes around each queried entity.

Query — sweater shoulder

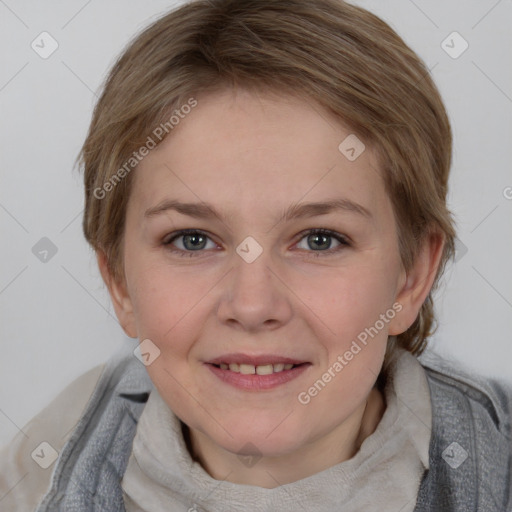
[418,349,512,433]
[0,363,105,511]
[414,350,512,511]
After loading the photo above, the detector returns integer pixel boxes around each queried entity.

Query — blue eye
[163,229,216,256]
[162,228,350,258]
[295,229,350,256]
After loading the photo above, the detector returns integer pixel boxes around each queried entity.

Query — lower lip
[206,363,311,390]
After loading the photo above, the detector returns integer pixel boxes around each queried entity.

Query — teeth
[219,362,298,373]
[239,364,256,375]
[256,364,274,375]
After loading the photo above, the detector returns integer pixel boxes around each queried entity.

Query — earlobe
[96,250,138,338]
[388,232,445,336]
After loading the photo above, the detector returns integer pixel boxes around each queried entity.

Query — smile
[205,356,311,391]
[213,362,298,374]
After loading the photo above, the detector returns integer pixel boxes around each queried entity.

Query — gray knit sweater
[121,348,431,512]
[33,340,512,511]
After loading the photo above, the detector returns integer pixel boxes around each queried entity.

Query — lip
[205,359,312,391]
[206,353,308,366]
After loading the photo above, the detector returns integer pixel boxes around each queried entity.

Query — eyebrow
[144,198,373,223]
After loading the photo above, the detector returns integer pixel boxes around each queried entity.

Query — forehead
[130,88,389,223]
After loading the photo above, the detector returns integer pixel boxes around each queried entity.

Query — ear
[96,250,138,338]
[388,231,445,336]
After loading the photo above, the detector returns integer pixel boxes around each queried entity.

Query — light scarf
[122,348,431,512]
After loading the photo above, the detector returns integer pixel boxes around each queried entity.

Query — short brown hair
[78,0,456,359]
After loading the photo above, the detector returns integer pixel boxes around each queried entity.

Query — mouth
[210,362,306,375]
[205,354,311,390]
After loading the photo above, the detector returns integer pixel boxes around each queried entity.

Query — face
[104,87,438,462]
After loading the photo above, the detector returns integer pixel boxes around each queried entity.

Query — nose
[216,246,293,333]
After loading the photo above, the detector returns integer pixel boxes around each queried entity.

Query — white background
[1,0,511,448]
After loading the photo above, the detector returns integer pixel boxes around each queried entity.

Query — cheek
[294,267,393,413]
[126,256,208,350]
[295,261,399,343]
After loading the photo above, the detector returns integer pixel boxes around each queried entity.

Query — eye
[162,228,350,258]
[163,229,217,257]
[295,228,350,256]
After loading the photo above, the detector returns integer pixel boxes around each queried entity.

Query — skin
[98,87,445,488]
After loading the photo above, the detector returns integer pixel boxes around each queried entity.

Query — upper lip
[206,353,309,366]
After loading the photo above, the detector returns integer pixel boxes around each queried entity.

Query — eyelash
[162,228,351,258]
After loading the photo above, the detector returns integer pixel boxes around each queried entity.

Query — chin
[207,417,308,457]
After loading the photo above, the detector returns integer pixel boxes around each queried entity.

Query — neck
[186,386,385,488]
